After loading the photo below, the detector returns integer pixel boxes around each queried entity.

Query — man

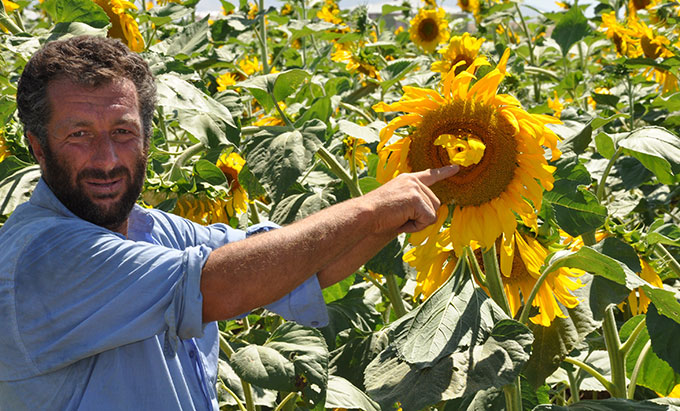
[0,36,458,409]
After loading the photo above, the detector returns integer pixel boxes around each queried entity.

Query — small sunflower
[408,7,450,53]
[216,152,249,216]
[498,230,584,326]
[342,136,371,171]
[547,90,572,119]
[247,2,258,19]
[216,72,237,91]
[281,3,294,15]
[239,56,261,76]
[331,42,382,80]
[599,11,636,57]
[317,5,342,24]
[94,0,145,52]
[496,24,521,45]
[2,0,19,13]
[374,50,561,255]
[457,0,480,21]
[0,134,11,162]
[432,32,486,75]
[622,258,664,315]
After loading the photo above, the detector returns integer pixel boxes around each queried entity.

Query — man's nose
[91,134,119,170]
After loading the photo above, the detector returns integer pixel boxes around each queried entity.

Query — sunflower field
[3,0,680,408]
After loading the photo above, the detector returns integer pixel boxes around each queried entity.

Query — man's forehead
[47,77,140,107]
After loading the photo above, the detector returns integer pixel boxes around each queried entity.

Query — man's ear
[25,132,46,169]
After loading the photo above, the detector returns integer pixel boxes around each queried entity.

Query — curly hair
[16,35,156,149]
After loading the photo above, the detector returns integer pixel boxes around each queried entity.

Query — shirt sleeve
[245,223,329,328]
[12,220,207,376]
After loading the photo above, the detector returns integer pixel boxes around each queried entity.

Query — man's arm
[200,166,458,322]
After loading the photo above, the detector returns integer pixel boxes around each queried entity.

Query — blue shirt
[0,179,328,410]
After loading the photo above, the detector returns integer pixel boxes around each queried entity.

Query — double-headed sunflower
[217,152,249,216]
[431,32,486,75]
[374,50,560,256]
[408,7,450,53]
[94,0,144,52]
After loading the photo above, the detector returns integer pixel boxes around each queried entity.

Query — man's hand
[362,165,459,235]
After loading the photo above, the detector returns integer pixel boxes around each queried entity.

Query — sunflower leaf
[648,219,680,247]
[53,0,109,28]
[550,5,592,57]
[534,398,677,410]
[617,126,680,185]
[324,375,380,411]
[647,303,680,374]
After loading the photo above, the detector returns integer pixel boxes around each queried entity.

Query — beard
[41,144,148,231]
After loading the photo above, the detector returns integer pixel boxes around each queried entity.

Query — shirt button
[189,350,195,358]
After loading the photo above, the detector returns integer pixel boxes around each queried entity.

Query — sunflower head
[216,72,237,91]
[94,0,145,52]
[409,7,450,53]
[432,32,486,75]
[343,136,371,170]
[217,152,249,215]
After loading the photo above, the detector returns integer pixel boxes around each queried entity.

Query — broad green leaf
[544,181,607,237]
[381,58,423,92]
[443,387,504,411]
[617,126,680,185]
[561,120,592,155]
[591,114,628,131]
[321,274,354,304]
[274,69,311,101]
[590,92,620,109]
[270,190,334,225]
[324,375,379,411]
[358,177,381,194]
[381,4,408,14]
[237,164,267,200]
[329,328,389,390]
[294,96,331,127]
[647,220,680,247]
[595,132,616,159]
[338,120,384,145]
[551,5,591,57]
[48,21,109,40]
[392,277,507,366]
[143,2,190,26]
[624,320,680,396]
[592,237,641,273]
[229,345,296,390]
[218,358,277,407]
[0,156,33,180]
[150,18,210,57]
[240,70,310,112]
[194,159,227,185]
[647,303,680,374]
[535,398,677,410]
[639,286,680,324]
[0,165,40,217]
[524,275,612,387]
[156,73,239,147]
[322,284,382,350]
[364,319,533,410]
[245,121,322,202]
[53,0,109,28]
[546,247,630,285]
[364,238,406,278]
[266,322,329,407]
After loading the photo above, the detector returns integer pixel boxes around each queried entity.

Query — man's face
[32,77,148,233]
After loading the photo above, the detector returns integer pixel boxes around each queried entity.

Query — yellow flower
[216,152,249,216]
[342,136,371,170]
[496,24,520,45]
[628,18,678,94]
[317,5,342,24]
[374,49,561,255]
[94,0,145,52]
[173,193,232,225]
[216,72,237,91]
[432,32,486,75]
[599,11,636,57]
[457,0,480,21]
[547,90,571,119]
[281,3,293,15]
[247,2,258,19]
[621,258,664,315]
[239,56,261,76]
[555,1,570,9]
[331,42,381,80]
[0,134,11,163]
[498,231,584,326]
[408,7,450,53]
[2,0,19,13]
[252,102,287,126]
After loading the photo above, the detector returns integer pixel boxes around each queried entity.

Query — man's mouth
[84,178,124,197]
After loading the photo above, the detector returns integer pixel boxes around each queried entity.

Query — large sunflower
[374,50,561,255]
[408,7,450,53]
[94,0,144,52]
[431,32,487,75]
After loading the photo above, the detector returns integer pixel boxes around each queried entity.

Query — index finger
[413,165,460,186]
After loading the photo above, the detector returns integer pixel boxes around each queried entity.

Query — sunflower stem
[620,316,646,356]
[514,3,540,102]
[248,202,261,225]
[627,74,635,131]
[518,258,561,325]
[0,1,22,35]
[385,274,407,318]
[563,357,616,394]
[481,244,512,317]
[219,333,256,411]
[258,0,270,74]
[566,367,580,404]
[652,243,680,280]
[503,376,522,411]
[627,339,652,399]
[596,146,624,203]
[273,392,297,411]
[316,146,362,198]
[602,304,627,398]
[464,246,487,287]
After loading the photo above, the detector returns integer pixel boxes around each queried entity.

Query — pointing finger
[414,165,460,186]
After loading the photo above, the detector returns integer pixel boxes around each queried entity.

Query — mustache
[76,166,130,181]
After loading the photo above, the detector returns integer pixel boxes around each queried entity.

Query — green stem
[563,357,616,394]
[273,392,297,411]
[566,367,580,404]
[620,317,646,356]
[349,137,359,189]
[219,378,248,411]
[316,146,362,198]
[481,244,512,317]
[627,75,635,131]
[464,246,487,287]
[248,202,261,224]
[514,4,540,102]
[219,334,256,411]
[0,8,22,34]
[652,243,680,279]
[258,0,270,74]
[361,272,390,296]
[167,142,204,180]
[627,340,652,399]
[268,88,295,129]
[602,305,627,398]
[339,102,374,123]
[596,147,624,203]
[503,376,522,411]
[385,274,407,318]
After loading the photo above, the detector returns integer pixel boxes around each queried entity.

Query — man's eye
[68,131,86,138]
[114,128,132,135]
